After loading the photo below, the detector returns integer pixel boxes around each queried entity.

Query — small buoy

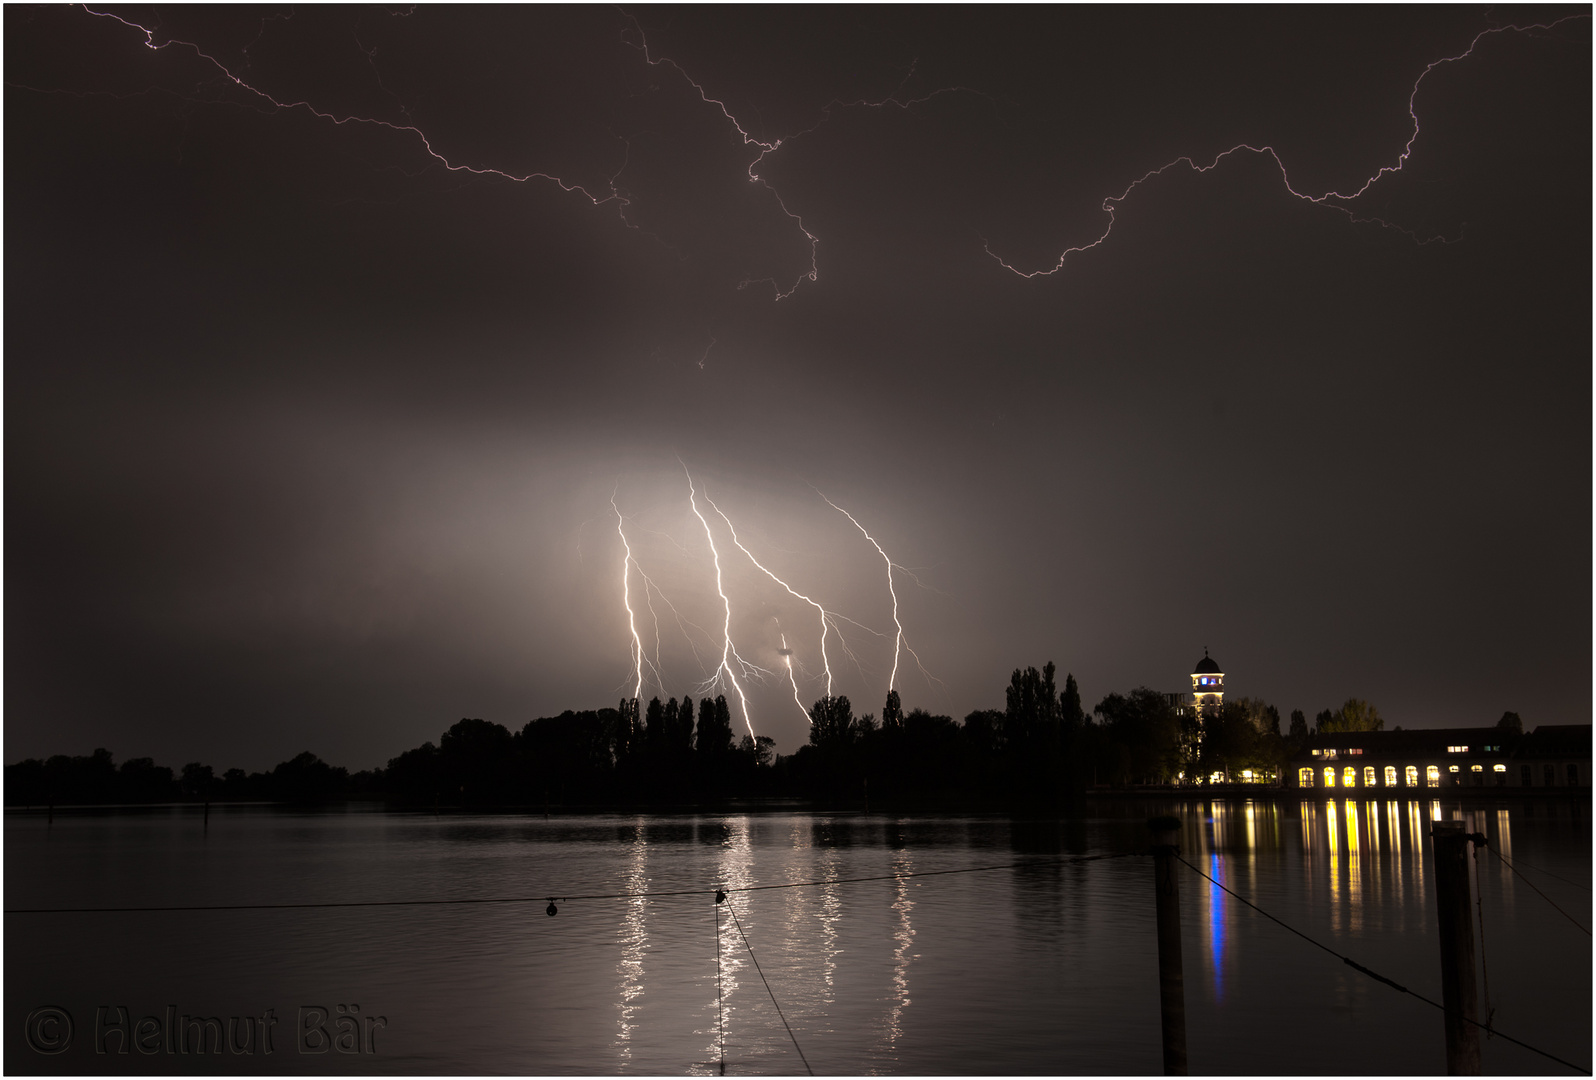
[546,900,558,917]
[715,890,726,905]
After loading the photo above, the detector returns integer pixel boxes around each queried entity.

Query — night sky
[6,6,1590,771]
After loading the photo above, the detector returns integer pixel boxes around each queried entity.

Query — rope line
[1486,844,1590,936]
[1484,849,1591,892]
[724,895,813,1076]
[4,852,1133,914]
[1173,853,1587,1075]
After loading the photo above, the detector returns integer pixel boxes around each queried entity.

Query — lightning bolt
[620,18,985,301]
[681,465,758,738]
[612,492,658,700]
[703,493,835,698]
[74,6,979,305]
[778,630,807,723]
[985,15,1590,277]
[813,490,907,692]
[78,7,637,214]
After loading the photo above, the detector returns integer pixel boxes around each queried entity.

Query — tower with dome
[1191,649,1224,720]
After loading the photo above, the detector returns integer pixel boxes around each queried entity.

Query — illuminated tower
[1191,649,1224,720]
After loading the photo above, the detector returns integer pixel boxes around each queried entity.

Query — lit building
[1286,725,1590,791]
[1191,649,1223,720]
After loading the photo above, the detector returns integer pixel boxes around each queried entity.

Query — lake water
[6,797,1590,1074]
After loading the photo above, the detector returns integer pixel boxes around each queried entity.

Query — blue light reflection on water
[1209,848,1225,1003]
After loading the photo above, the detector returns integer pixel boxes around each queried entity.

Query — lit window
[1323,749,1337,759]
[1324,767,1336,788]
[1446,745,1469,754]
[1449,765,1459,772]
[1363,766,1375,786]
[1405,765,1418,786]
[1492,764,1506,773]
[1311,749,1320,756]
[1470,764,1482,772]
[1299,767,1314,787]
[1426,765,1440,787]
[1343,766,1356,787]
[1348,748,1362,755]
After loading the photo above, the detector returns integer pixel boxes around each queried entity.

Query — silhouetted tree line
[5,748,373,806]
[383,698,775,806]
[5,696,773,808]
[7,671,1436,808]
[780,665,1095,806]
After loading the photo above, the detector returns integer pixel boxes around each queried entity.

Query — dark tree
[882,689,904,731]
[644,697,665,750]
[1288,709,1308,740]
[675,696,696,752]
[1497,711,1524,737]
[1061,673,1085,729]
[1319,699,1383,733]
[1005,662,1060,757]
[614,698,641,761]
[437,718,518,804]
[962,709,1005,756]
[180,762,215,800]
[695,694,735,759]
[1094,688,1182,784]
[809,695,856,746]
[268,752,347,803]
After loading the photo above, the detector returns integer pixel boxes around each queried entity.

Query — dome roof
[1193,650,1222,675]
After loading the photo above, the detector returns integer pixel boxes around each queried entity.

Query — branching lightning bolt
[703,494,835,698]
[681,465,759,738]
[985,15,1590,277]
[75,6,980,304]
[619,22,985,300]
[78,7,638,213]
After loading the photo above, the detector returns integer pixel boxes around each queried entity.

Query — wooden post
[1149,815,1188,1075]
[1431,821,1480,1074]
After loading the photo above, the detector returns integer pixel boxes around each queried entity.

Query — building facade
[1286,725,1590,791]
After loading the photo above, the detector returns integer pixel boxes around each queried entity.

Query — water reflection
[616,819,649,1063]
[705,817,753,1073]
[1208,850,1227,1001]
[1345,799,1362,933]
[884,849,915,1053]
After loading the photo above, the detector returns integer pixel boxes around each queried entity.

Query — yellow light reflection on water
[1344,799,1362,932]
[1326,799,1341,927]
[1387,801,1404,905]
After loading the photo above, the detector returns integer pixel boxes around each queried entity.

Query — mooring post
[1149,815,1188,1075]
[1431,820,1481,1074]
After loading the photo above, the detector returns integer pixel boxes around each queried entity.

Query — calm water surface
[6,798,1590,1074]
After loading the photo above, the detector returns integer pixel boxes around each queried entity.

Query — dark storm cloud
[6,6,1589,769]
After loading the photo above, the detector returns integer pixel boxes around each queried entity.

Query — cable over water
[4,851,1134,914]
[1174,852,1588,1075]
[1486,843,1591,935]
